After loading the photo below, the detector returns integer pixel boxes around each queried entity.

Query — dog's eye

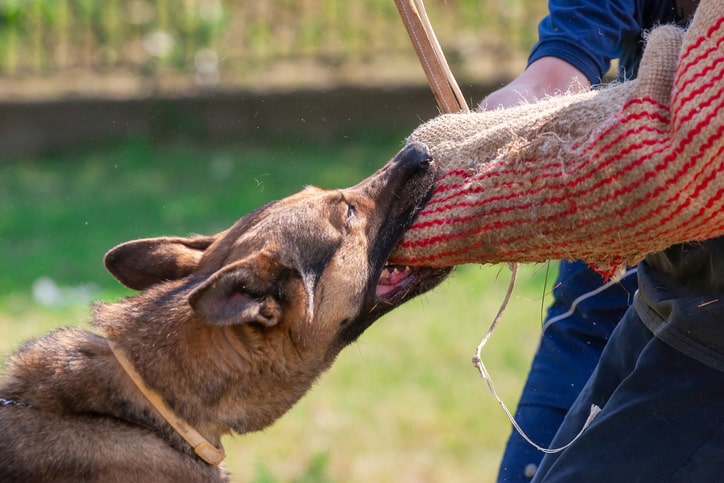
[345,204,356,223]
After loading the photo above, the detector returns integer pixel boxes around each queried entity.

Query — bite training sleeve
[391,2,724,277]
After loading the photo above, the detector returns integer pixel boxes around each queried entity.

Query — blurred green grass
[0,132,554,482]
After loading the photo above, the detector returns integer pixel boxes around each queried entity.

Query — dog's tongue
[376,265,412,298]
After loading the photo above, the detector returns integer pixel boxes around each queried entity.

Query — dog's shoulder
[4,326,105,372]
[0,408,228,482]
[1,327,109,409]
[0,326,230,482]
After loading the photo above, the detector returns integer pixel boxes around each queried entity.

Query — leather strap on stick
[395,0,469,113]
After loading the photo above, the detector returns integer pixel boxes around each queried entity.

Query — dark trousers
[533,302,724,482]
[498,261,636,482]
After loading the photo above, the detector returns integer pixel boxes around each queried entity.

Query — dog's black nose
[395,142,432,167]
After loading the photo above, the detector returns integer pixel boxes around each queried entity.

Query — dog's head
[100,143,449,432]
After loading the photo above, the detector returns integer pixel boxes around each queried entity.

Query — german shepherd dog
[0,143,449,482]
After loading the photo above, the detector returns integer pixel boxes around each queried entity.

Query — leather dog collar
[107,340,226,466]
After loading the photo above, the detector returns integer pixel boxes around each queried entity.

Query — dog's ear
[104,236,216,290]
[188,251,285,327]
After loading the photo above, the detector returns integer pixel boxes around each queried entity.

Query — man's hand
[479,57,590,111]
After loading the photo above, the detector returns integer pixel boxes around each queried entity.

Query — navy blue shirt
[529,0,682,83]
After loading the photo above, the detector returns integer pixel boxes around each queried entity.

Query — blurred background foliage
[0,0,546,97]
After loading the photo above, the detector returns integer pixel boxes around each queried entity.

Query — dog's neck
[107,340,226,466]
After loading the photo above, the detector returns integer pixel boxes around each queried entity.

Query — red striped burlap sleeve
[390,0,724,277]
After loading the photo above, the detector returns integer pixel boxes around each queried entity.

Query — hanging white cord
[471,263,601,454]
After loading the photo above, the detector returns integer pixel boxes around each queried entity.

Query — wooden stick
[394,0,469,113]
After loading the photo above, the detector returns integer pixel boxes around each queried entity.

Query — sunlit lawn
[0,133,554,482]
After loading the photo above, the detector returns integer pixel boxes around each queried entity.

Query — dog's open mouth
[376,264,431,300]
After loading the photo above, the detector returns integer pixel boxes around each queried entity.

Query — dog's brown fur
[0,143,449,482]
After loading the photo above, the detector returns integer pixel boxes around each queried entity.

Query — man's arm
[480,56,590,110]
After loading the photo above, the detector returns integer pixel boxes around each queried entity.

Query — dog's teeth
[403,266,411,273]
[381,267,391,279]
